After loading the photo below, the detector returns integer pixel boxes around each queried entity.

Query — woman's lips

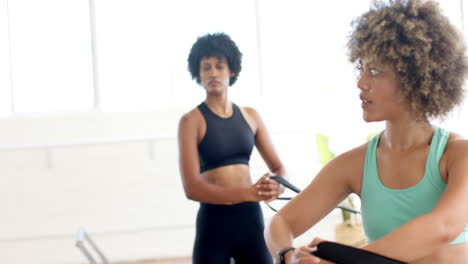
[361,99,372,109]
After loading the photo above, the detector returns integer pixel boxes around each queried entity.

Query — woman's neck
[204,97,232,117]
[382,119,434,152]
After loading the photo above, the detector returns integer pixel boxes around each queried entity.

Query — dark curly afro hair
[348,0,467,120]
[187,32,242,86]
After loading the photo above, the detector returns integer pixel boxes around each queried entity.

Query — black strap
[270,176,301,193]
[270,176,359,214]
[312,241,407,264]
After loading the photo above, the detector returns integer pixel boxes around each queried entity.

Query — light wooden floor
[114,257,191,264]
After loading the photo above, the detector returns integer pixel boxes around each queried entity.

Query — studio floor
[115,257,191,264]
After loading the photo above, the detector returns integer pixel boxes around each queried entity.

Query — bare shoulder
[329,142,369,194]
[239,106,260,119]
[178,107,203,131]
[445,131,468,159]
[238,105,263,133]
[333,142,368,164]
[330,142,368,176]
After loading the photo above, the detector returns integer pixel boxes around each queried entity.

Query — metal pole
[76,227,110,264]
[461,0,465,34]
[88,0,100,110]
[254,0,264,96]
[5,0,14,113]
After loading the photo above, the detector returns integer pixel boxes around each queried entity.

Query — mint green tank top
[361,127,467,244]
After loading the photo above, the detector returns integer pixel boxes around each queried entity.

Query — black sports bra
[197,102,254,173]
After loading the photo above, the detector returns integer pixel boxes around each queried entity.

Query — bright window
[0,0,467,121]
[95,0,259,111]
[7,0,93,113]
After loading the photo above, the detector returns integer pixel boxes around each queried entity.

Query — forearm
[272,164,287,178]
[363,213,455,262]
[184,180,254,204]
[264,214,296,258]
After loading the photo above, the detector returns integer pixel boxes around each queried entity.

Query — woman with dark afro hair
[178,32,287,263]
[265,1,468,263]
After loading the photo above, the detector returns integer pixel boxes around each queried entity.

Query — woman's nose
[357,73,369,91]
[208,68,218,76]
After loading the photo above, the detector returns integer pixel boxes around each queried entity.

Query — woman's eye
[369,68,380,76]
[353,65,363,78]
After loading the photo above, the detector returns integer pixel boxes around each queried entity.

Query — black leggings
[192,202,273,264]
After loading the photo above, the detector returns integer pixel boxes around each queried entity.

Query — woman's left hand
[256,172,282,202]
[309,237,328,248]
[308,238,336,264]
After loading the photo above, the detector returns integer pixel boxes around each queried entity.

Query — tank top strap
[361,132,381,200]
[425,127,450,190]
[197,102,212,119]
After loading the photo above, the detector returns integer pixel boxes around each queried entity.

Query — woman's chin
[206,89,225,96]
[362,114,381,123]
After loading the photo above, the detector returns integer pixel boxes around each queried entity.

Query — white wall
[0,106,353,264]
[0,109,192,264]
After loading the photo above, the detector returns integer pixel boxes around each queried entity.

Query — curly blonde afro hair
[348,0,467,120]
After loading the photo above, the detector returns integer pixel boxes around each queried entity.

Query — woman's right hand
[285,245,335,264]
[285,246,321,264]
[285,238,337,264]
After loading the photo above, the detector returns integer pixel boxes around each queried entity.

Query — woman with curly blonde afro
[265,1,468,263]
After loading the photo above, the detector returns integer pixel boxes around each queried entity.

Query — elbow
[266,213,293,238]
[185,191,199,202]
[264,214,280,245]
[181,176,204,202]
[437,219,465,244]
[184,190,195,201]
[264,213,295,251]
[441,225,464,244]
[183,185,200,202]
[265,213,279,234]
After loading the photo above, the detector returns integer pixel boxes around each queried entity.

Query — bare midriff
[201,164,252,189]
